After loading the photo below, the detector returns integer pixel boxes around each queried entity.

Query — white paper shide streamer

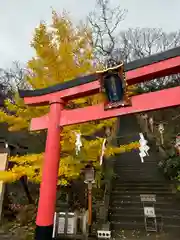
[139,133,150,163]
[100,139,107,166]
[74,132,82,155]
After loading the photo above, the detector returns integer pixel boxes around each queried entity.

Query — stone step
[114,171,162,175]
[114,168,160,172]
[115,152,156,157]
[114,163,158,167]
[114,176,165,180]
[114,171,161,175]
[112,181,172,187]
[114,169,162,173]
[114,179,165,182]
[114,160,158,165]
[111,190,174,195]
[115,156,158,160]
[110,195,178,202]
[109,214,180,226]
[115,174,164,178]
[111,229,180,240]
[114,162,158,166]
[114,166,158,170]
[115,167,160,170]
[110,124,180,232]
[115,170,159,174]
[115,159,158,163]
[115,154,157,158]
[111,221,180,232]
[113,181,168,186]
[113,177,166,182]
[111,186,171,191]
[115,174,161,178]
[116,179,166,184]
[110,200,179,208]
[109,207,180,216]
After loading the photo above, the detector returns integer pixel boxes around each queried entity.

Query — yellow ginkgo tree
[0,11,139,185]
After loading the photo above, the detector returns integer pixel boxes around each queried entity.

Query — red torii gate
[19,47,180,240]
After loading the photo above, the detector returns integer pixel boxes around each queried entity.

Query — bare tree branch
[88,0,127,59]
[0,62,32,109]
[119,28,180,62]
[117,28,180,91]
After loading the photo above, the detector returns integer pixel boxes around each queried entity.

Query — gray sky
[0,0,180,68]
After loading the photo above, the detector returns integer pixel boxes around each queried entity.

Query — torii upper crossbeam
[19,47,180,240]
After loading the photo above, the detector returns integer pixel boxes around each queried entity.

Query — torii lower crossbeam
[30,87,180,131]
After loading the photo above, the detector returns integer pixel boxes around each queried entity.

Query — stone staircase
[108,115,180,237]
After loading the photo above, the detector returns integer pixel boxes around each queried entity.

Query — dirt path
[0,232,16,240]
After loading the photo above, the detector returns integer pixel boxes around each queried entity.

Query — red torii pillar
[19,47,180,240]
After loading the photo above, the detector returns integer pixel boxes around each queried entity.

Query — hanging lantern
[149,117,154,133]
[96,60,131,110]
[158,123,164,145]
[141,114,148,120]
[175,134,180,155]
[141,114,148,133]
[105,127,111,137]
[83,164,95,231]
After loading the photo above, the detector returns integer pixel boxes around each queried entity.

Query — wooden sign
[140,194,156,202]
[57,212,66,234]
[67,213,75,235]
[144,207,156,217]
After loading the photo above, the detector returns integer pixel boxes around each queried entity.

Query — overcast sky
[0,0,180,68]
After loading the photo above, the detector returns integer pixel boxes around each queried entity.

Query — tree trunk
[20,176,34,204]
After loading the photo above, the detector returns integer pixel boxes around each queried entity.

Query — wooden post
[87,183,92,227]
[0,140,9,221]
